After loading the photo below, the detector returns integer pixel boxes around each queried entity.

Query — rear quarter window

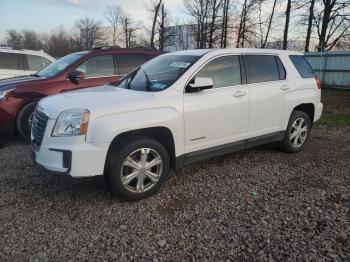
[289,55,315,78]
[116,54,155,75]
[26,55,52,71]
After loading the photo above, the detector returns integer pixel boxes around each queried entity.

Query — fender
[86,106,185,157]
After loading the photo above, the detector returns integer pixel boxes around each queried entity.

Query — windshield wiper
[143,69,151,91]
[31,73,40,77]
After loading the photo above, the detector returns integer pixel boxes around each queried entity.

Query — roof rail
[92,46,121,50]
[130,46,159,50]
[0,46,23,51]
[91,46,160,51]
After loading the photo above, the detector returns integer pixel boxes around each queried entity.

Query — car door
[184,55,249,154]
[243,55,289,138]
[65,54,120,92]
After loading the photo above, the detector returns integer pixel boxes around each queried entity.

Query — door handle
[281,85,291,91]
[233,90,246,97]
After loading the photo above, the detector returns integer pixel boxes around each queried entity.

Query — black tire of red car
[278,110,311,153]
[106,136,170,201]
[16,102,37,141]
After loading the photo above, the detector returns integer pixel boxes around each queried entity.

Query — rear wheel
[106,137,169,200]
[16,102,37,141]
[279,110,311,153]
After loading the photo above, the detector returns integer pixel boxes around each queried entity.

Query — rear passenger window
[76,55,115,77]
[0,52,19,70]
[289,55,315,78]
[26,55,51,71]
[117,54,153,75]
[244,55,280,84]
[194,55,241,88]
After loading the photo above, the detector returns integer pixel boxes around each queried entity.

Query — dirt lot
[0,89,349,261]
[0,127,349,261]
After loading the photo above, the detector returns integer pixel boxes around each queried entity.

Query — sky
[0,0,185,40]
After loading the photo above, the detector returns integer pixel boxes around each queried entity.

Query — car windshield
[36,53,84,77]
[112,55,200,92]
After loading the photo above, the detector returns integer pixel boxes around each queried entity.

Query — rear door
[0,52,25,79]
[184,55,249,153]
[65,54,120,92]
[243,54,289,138]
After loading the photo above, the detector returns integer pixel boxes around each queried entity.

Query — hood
[39,85,154,119]
[0,75,46,92]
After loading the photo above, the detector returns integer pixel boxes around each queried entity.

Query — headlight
[0,89,14,100]
[52,110,89,137]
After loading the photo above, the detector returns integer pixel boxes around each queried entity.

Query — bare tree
[6,29,23,49]
[6,29,43,50]
[104,5,122,46]
[261,0,278,48]
[184,0,211,48]
[120,15,140,48]
[220,0,230,48]
[73,17,104,50]
[208,0,223,48]
[282,0,292,49]
[42,26,74,57]
[150,0,163,48]
[305,0,315,51]
[158,3,176,50]
[22,30,43,50]
[314,0,350,51]
[158,3,166,50]
[236,0,260,48]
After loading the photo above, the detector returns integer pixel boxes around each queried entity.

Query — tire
[106,136,170,200]
[279,110,311,153]
[16,102,37,141]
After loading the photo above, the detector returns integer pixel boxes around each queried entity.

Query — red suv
[0,47,162,140]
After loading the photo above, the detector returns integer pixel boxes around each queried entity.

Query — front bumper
[31,119,109,177]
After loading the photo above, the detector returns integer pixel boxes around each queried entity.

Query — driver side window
[194,55,241,88]
[76,55,115,78]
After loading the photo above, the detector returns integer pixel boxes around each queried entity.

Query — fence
[304,51,350,89]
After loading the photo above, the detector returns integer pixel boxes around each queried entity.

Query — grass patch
[317,113,350,128]
[316,89,350,128]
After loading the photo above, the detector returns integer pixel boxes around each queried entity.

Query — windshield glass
[112,55,200,92]
[36,53,84,77]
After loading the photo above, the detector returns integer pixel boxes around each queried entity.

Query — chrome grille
[31,109,49,151]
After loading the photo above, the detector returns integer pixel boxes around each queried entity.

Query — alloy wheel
[120,148,163,193]
[290,117,308,147]
[28,112,34,129]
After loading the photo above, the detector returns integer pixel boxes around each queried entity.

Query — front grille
[31,109,49,151]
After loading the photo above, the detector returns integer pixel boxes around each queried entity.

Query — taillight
[315,76,321,89]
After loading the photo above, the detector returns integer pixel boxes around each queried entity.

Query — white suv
[0,47,55,79]
[31,48,323,200]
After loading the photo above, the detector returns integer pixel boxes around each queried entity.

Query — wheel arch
[104,126,177,174]
[292,103,315,127]
[15,100,40,138]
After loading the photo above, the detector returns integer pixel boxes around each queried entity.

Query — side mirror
[186,77,213,93]
[68,70,85,81]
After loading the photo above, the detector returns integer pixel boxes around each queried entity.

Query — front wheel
[16,102,37,141]
[279,110,311,153]
[106,137,170,200]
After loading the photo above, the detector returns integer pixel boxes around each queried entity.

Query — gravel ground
[0,127,349,261]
